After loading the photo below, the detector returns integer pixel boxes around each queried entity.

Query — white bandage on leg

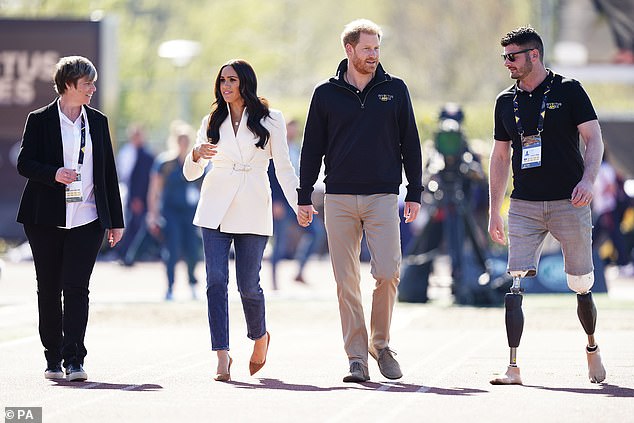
[567,272,594,294]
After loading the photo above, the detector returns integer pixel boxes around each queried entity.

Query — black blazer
[126,145,154,210]
[16,100,125,229]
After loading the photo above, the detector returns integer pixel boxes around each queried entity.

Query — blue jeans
[162,208,200,290]
[295,214,326,273]
[202,228,268,351]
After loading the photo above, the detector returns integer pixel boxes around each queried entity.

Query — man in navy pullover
[297,19,423,383]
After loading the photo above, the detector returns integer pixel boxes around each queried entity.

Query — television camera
[398,104,509,305]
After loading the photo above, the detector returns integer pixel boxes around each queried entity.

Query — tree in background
[2,0,632,144]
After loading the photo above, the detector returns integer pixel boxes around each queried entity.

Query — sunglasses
[501,48,534,62]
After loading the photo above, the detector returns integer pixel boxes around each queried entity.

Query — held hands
[297,205,318,227]
[107,228,124,248]
[192,142,218,162]
[297,202,419,227]
[55,167,78,185]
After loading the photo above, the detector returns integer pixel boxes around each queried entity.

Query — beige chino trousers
[324,194,401,365]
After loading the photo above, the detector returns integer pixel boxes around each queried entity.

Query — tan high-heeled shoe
[249,332,270,376]
[214,356,233,382]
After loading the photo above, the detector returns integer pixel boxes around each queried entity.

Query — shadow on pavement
[524,383,634,398]
[362,381,488,395]
[229,379,351,392]
[228,378,486,395]
[418,386,489,396]
[52,380,163,391]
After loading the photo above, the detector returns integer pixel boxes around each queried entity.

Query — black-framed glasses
[501,48,534,62]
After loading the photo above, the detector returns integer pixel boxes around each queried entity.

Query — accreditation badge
[521,134,542,169]
[65,171,83,203]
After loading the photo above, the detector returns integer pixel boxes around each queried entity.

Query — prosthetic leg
[569,273,606,383]
[490,271,526,385]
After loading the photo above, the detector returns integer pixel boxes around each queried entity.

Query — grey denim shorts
[507,198,593,277]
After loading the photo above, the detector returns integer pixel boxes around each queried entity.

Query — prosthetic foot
[491,272,526,385]
[586,346,606,383]
[573,282,607,384]
[490,365,522,385]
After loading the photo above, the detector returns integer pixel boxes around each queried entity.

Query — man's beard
[351,55,377,75]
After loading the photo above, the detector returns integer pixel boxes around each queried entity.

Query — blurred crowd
[6,112,634,296]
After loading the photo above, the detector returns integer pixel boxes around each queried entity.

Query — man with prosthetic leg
[488,26,607,385]
[492,270,606,384]
[496,270,527,385]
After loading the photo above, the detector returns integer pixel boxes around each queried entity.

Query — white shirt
[57,101,98,229]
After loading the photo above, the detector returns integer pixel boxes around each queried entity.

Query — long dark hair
[207,59,270,149]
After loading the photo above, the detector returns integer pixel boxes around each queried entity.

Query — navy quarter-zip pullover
[297,59,423,205]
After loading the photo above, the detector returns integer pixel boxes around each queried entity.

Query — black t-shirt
[494,71,597,201]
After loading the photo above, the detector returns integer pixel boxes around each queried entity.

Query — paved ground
[1,257,633,423]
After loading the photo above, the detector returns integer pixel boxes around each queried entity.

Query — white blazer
[183,108,299,236]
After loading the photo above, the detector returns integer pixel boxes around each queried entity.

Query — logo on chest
[377,94,394,102]
[546,102,562,110]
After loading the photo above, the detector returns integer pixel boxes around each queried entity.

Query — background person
[116,123,154,265]
[269,119,325,288]
[287,119,327,284]
[147,120,202,301]
[593,0,634,63]
[297,19,423,383]
[183,59,298,382]
[592,151,634,276]
[16,56,124,382]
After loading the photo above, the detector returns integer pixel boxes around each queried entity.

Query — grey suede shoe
[343,361,370,383]
[370,347,403,380]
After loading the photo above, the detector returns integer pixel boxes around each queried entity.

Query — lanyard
[78,114,86,166]
[512,75,553,136]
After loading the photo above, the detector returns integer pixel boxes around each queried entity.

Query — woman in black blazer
[16,56,124,382]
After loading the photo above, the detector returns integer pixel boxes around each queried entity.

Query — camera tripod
[399,167,502,305]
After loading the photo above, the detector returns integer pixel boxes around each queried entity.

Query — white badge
[521,134,542,169]
[65,172,83,203]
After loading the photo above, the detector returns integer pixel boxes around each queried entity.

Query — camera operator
[400,105,489,304]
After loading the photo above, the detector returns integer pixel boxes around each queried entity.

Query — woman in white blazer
[183,59,298,382]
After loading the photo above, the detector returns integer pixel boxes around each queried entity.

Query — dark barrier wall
[0,19,101,239]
